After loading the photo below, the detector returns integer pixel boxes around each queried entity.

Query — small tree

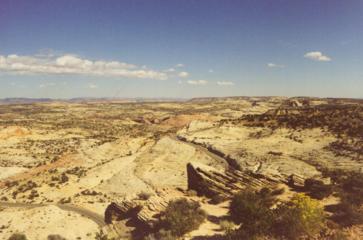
[273,193,325,239]
[160,198,206,237]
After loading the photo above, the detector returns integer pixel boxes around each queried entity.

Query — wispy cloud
[88,83,98,89]
[267,63,285,68]
[304,51,331,62]
[0,53,168,80]
[175,63,184,68]
[217,81,234,86]
[9,82,26,88]
[39,82,56,88]
[178,71,189,78]
[208,69,214,73]
[187,80,208,85]
[164,68,175,72]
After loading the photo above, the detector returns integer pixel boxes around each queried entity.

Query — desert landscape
[1,0,362,239]
[0,97,362,240]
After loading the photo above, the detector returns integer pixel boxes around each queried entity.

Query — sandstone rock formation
[105,193,173,228]
[187,162,277,198]
[105,162,279,229]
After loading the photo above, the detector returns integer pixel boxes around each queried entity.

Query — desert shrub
[59,173,69,184]
[47,234,67,240]
[323,171,363,227]
[339,172,363,205]
[144,229,174,240]
[229,189,274,226]
[329,201,363,227]
[325,229,351,240]
[8,234,27,240]
[322,168,346,184]
[319,169,363,225]
[273,193,325,239]
[304,178,332,200]
[159,198,206,237]
[228,189,276,238]
[219,220,235,233]
[95,229,114,240]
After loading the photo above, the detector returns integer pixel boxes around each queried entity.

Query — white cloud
[187,80,208,85]
[39,82,56,88]
[217,81,234,86]
[267,63,285,68]
[208,69,214,73]
[304,51,331,62]
[178,71,189,78]
[0,53,168,80]
[164,68,175,72]
[88,83,98,89]
[175,63,184,68]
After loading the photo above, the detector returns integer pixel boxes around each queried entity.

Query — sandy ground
[134,136,227,190]
[178,123,361,180]
[0,205,100,240]
[187,200,230,239]
[0,167,28,180]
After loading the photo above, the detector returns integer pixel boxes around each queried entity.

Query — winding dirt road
[170,134,232,167]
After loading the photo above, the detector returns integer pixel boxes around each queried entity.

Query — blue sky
[0,0,362,98]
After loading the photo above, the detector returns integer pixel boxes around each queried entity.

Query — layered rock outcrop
[105,193,174,228]
[187,162,277,197]
[105,162,279,227]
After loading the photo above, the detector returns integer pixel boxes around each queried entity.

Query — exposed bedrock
[187,162,277,198]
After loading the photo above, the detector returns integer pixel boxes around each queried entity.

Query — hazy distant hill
[0,98,54,104]
[0,97,187,105]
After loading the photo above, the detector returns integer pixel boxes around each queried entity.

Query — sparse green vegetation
[227,189,276,239]
[144,229,174,240]
[323,170,363,227]
[8,233,27,240]
[159,198,206,237]
[229,188,275,225]
[47,234,67,240]
[273,193,325,239]
[225,190,325,240]
[219,220,235,233]
[95,230,114,240]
